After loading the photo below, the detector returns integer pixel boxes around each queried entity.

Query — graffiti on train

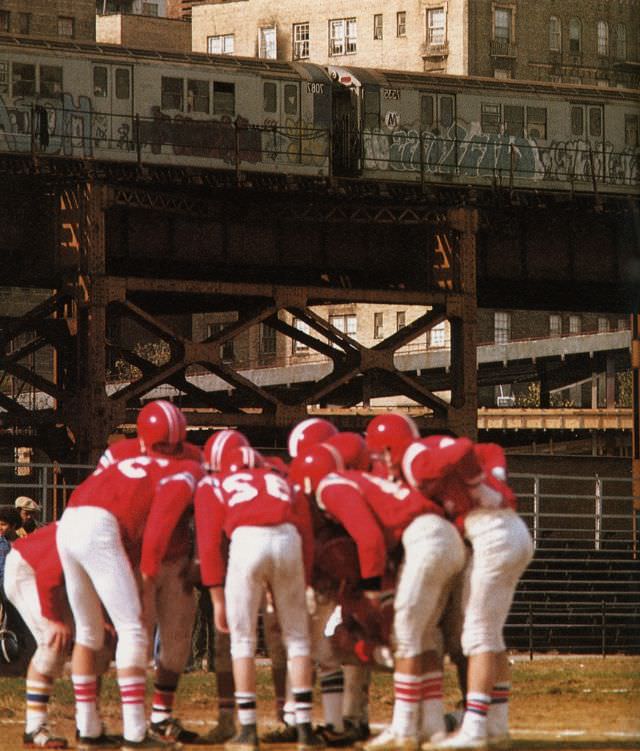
[363,122,639,184]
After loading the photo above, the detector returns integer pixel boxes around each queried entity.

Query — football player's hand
[46,620,72,653]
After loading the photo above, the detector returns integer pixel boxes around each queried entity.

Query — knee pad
[115,625,149,670]
[230,636,257,660]
[74,624,105,653]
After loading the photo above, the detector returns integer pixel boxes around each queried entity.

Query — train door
[262,79,301,164]
[91,62,134,153]
[419,92,457,173]
[332,86,360,175]
[569,102,605,181]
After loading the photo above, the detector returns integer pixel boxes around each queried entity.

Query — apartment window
[549,314,562,337]
[292,318,310,352]
[427,8,445,46]
[58,16,74,38]
[208,34,234,55]
[142,3,159,16]
[12,63,35,97]
[115,68,130,99]
[208,323,234,362]
[329,18,357,55]
[259,27,277,59]
[396,11,406,37]
[0,11,9,32]
[187,79,209,113]
[494,7,512,42]
[396,311,406,331]
[213,81,235,115]
[293,22,310,59]
[18,13,30,35]
[94,67,108,98]
[260,323,277,355]
[330,314,357,338]
[618,318,628,331]
[161,77,183,110]
[549,16,561,51]
[569,315,581,334]
[40,66,63,98]
[625,115,639,147]
[494,312,511,344]
[598,317,610,333]
[597,21,608,56]
[373,14,383,40]
[430,322,448,348]
[615,23,627,60]
[373,312,384,339]
[569,18,581,53]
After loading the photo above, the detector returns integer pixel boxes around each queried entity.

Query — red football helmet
[288,417,338,459]
[365,413,420,467]
[204,429,250,472]
[325,432,370,470]
[289,442,344,495]
[219,446,264,473]
[137,400,187,451]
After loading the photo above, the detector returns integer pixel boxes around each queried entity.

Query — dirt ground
[1,654,639,751]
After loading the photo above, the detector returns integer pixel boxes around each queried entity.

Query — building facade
[190,0,639,88]
[0,0,96,43]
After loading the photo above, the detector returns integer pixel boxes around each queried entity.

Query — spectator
[1,505,21,609]
[14,496,43,538]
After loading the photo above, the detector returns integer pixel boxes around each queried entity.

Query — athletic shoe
[487,733,511,750]
[23,725,68,749]
[149,718,201,744]
[296,723,326,751]
[75,730,122,750]
[421,730,488,750]
[363,726,418,751]
[316,724,361,748]
[121,733,180,750]
[260,724,298,744]
[197,716,237,745]
[343,718,370,742]
[225,724,259,751]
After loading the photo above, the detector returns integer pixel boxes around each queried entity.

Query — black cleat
[149,718,201,744]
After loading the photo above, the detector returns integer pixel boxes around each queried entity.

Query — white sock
[460,692,491,739]
[72,674,101,739]
[391,672,421,737]
[119,676,147,742]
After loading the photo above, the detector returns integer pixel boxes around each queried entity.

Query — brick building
[190,0,639,88]
[96,12,191,51]
[0,0,96,42]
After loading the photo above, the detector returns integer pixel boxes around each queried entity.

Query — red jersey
[92,438,203,563]
[67,454,203,574]
[94,437,202,474]
[195,468,314,588]
[404,438,516,528]
[11,522,68,623]
[316,470,444,580]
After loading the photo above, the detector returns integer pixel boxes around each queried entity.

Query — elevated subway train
[0,35,638,194]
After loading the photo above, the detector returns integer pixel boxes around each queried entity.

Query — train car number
[383,88,401,100]
[305,82,325,94]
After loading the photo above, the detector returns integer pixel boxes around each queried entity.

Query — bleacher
[505,545,640,655]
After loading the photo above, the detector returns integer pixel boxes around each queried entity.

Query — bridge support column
[632,313,640,557]
[66,184,114,466]
[447,207,478,440]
